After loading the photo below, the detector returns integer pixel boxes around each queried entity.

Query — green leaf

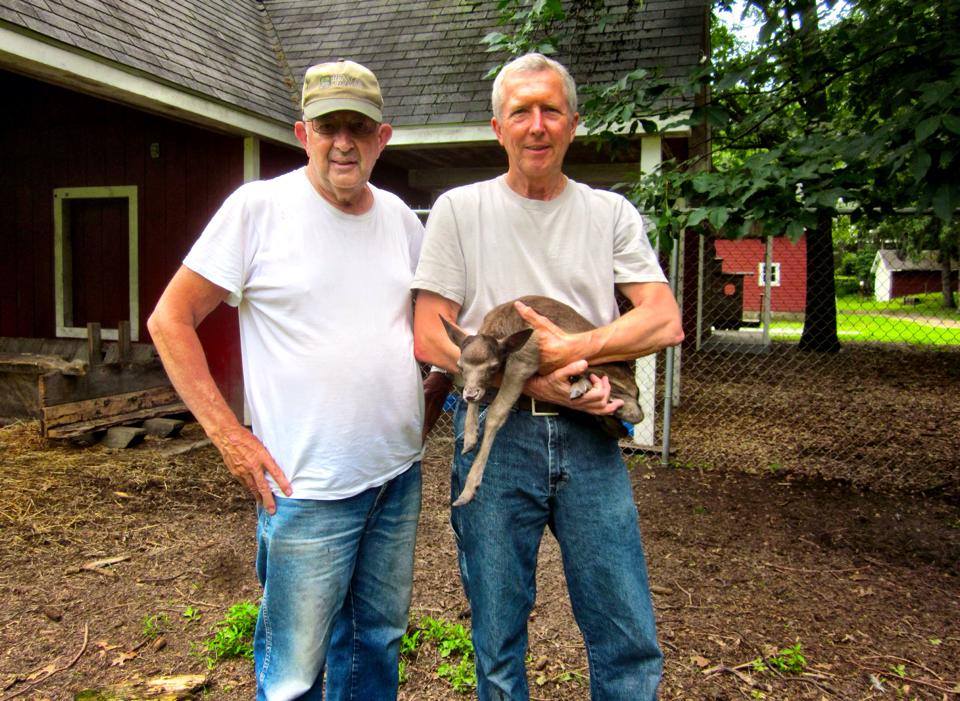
[686,208,709,227]
[786,220,805,239]
[915,116,940,143]
[480,31,507,46]
[942,115,960,135]
[932,185,956,223]
[708,207,730,229]
[910,149,931,181]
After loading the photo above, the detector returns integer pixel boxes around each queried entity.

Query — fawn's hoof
[568,375,591,399]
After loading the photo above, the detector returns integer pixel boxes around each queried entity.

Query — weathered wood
[40,359,172,407]
[87,322,102,366]
[74,673,208,700]
[143,417,184,438]
[118,320,132,361]
[103,426,147,448]
[45,402,187,439]
[0,352,87,375]
[44,385,182,428]
[0,336,87,360]
[0,374,44,420]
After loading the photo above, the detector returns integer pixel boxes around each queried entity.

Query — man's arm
[412,290,462,374]
[515,281,684,374]
[147,266,292,513]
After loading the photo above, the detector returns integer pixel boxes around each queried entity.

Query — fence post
[661,233,682,467]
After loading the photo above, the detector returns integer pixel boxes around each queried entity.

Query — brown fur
[442,295,643,506]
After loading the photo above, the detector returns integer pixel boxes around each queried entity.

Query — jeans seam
[349,586,359,701]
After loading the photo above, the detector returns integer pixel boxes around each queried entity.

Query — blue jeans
[452,401,661,700]
[254,462,421,701]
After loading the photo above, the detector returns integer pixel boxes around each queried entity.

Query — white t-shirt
[411,175,667,331]
[184,168,425,500]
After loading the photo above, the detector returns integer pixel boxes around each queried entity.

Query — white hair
[491,53,578,119]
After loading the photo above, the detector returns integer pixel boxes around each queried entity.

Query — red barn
[713,236,807,315]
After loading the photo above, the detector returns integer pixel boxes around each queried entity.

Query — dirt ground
[1,346,958,700]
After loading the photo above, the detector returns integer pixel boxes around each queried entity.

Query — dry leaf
[111,650,138,667]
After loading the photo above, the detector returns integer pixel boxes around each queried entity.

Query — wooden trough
[0,322,186,438]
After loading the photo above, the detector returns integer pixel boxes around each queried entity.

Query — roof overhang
[0,23,299,148]
[389,116,691,148]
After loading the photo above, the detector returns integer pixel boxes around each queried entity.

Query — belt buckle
[530,398,559,416]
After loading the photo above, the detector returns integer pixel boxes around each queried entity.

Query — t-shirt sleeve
[404,208,426,275]
[612,196,668,285]
[182,187,252,307]
[410,193,466,304]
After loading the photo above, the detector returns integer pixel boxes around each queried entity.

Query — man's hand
[211,425,292,514]
[514,300,591,374]
[525,359,624,416]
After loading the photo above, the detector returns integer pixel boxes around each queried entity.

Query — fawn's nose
[462,387,485,402]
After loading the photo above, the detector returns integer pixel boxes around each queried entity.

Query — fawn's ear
[499,328,534,355]
[440,315,468,348]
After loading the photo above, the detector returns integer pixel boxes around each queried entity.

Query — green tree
[483,0,960,349]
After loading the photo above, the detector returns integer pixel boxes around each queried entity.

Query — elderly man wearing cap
[148,60,424,700]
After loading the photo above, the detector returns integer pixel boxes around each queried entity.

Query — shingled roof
[0,0,296,123]
[0,0,707,137]
[269,0,707,127]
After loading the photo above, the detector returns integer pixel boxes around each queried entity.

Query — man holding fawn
[148,61,424,701]
[412,53,683,700]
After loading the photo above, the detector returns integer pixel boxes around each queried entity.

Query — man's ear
[500,328,533,355]
[294,121,309,150]
[440,315,467,348]
[377,123,393,153]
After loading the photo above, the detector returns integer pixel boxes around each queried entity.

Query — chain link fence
[419,216,960,498]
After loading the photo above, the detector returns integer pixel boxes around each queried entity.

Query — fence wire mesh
[669,232,960,495]
[421,229,960,499]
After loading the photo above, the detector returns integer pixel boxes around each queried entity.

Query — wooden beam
[42,385,186,437]
[408,162,649,191]
[87,323,102,366]
[40,359,172,406]
[118,320,132,361]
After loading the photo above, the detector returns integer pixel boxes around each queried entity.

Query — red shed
[713,236,807,315]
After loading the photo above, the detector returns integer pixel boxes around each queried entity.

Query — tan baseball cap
[301,60,383,122]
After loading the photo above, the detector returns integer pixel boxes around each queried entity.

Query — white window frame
[757,261,781,287]
[53,186,139,341]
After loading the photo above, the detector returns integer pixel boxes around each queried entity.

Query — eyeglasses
[310,117,379,138]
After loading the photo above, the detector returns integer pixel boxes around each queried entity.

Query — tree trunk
[941,253,957,309]
[795,2,840,353]
[799,210,841,353]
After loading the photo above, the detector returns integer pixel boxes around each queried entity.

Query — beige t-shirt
[411,176,667,331]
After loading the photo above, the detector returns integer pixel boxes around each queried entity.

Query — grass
[401,616,477,693]
[201,601,259,668]
[766,293,960,346]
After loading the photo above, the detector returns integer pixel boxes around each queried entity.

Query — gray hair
[491,53,578,119]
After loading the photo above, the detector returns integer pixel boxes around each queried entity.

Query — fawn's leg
[453,367,528,507]
[462,400,480,454]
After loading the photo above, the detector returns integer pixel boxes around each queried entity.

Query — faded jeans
[452,400,661,700]
[253,462,421,701]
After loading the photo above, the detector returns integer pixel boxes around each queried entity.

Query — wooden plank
[0,353,86,375]
[87,322,102,366]
[40,358,171,406]
[118,320,131,361]
[45,401,187,439]
[43,385,182,429]
[0,374,43,419]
